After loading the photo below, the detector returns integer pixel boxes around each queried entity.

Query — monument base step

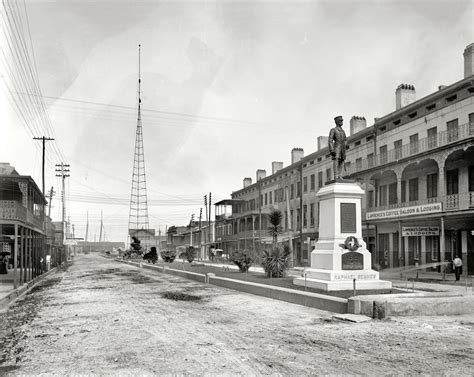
[293,276,392,291]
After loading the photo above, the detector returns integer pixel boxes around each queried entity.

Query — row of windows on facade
[237,117,471,207]
[218,203,319,236]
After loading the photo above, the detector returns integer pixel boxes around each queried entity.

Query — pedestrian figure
[0,254,8,274]
[453,255,463,281]
[209,247,215,262]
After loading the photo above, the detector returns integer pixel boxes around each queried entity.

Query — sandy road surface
[0,254,473,376]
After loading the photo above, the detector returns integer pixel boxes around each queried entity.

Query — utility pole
[190,214,195,247]
[258,178,262,254]
[34,137,53,276]
[33,136,54,196]
[55,163,70,262]
[47,186,55,218]
[198,207,202,259]
[99,210,103,243]
[85,211,89,242]
[158,228,161,252]
[208,192,212,249]
[204,195,208,243]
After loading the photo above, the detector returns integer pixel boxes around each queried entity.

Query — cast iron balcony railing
[0,200,43,230]
[347,122,473,175]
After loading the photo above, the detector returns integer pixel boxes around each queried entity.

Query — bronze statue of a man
[328,115,347,180]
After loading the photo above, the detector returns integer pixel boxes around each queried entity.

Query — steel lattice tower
[128,44,149,241]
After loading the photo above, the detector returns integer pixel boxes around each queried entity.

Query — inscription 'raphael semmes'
[333,273,377,281]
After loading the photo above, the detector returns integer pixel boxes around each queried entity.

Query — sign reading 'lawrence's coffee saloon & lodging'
[366,202,442,221]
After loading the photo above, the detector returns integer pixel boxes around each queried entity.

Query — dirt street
[0,254,473,376]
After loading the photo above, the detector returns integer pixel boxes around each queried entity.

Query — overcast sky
[1,0,472,244]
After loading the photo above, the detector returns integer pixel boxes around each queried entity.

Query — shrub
[231,249,255,272]
[262,245,291,278]
[160,249,177,263]
[130,236,143,255]
[185,246,196,263]
[143,247,158,264]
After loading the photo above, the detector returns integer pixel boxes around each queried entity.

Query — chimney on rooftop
[256,169,266,181]
[464,43,474,78]
[395,84,416,110]
[350,116,367,136]
[243,177,252,188]
[317,136,328,151]
[291,148,304,164]
[272,161,283,174]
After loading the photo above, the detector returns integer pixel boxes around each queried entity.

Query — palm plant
[262,245,291,278]
[262,209,290,277]
[268,209,283,245]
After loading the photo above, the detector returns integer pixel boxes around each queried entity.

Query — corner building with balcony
[0,162,54,289]
[216,43,474,274]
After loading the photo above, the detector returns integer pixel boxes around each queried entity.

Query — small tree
[231,249,255,272]
[160,249,177,263]
[130,236,143,257]
[185,246,196,263]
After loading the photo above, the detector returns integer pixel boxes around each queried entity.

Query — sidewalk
[0,269,15,301]
[0,267,59,307]
[144,258,474,296]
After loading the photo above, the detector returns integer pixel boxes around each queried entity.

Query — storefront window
[426,236,439,261]
[408,236,421,263]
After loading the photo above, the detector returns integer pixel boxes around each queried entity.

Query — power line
[15,92,265,128]
[1,2,66,168]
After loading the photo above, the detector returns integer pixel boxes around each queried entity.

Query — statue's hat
[334,115,343,121]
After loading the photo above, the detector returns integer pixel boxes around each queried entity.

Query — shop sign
[366,202,442,220]
[402,226,440,236]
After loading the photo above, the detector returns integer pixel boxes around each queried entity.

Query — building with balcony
[215,43,474,275]
[166,221,215,260]
[0,162,51,288]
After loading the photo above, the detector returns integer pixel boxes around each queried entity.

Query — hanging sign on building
[402,226,440,236]
[366,202,442,220]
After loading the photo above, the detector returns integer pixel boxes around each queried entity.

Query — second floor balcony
[347,121,473,175]
[0,200,44,230]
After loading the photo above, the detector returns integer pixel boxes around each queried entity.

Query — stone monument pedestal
[293,181,392,291]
